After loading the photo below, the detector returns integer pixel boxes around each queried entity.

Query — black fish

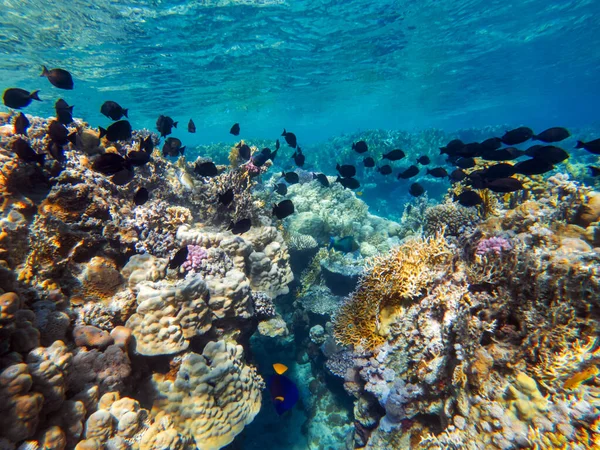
[41,66,73,90]
[382,149,405,161]
[134,187,149,206]
[336,176,360,190]
[282,129,297,148]
[336,163,356,178]
[456,190,483,207]
[13,112,30,135]
[275,139,280,151]
[188,119,196,133]
[478,163,516,180]
[11,138,45,165]
[575,139,600,155]
[252,150,269,167]
[352,140,368,154]
[273,199,295,220]
[363,157,375,167]
[589,166,600,177]
[480,137,502,151]
[156,115,177,137]
[100,101,128,121]
[228,218,252,235]
[140,136,154,154]
[456,142,483,158]
[292,148,305,167]
[92,153,127,175]
[397,165,419,179]
[417,155,430,165]
[127,150,151,166]
[112,168,134,185]
[313,173,330,187]
[378,165,392,175]
[440,139,464,155]
[501,127,533,146]
[524,145,569,165]
[48,120,69,145]
[409,182,425,197]
[218,189,234,206]
[449,169,467,183]
[46,141,65,162]
[3,88,41,109]
[486,177,524,193]
[481,147,523,161]
[230,123,240,136]
[533,127,570,143]
[195,161,218,177]
[275,183,288,195]
[55,98,74,125]
[169,247,189,270]
[99,120,132,142]
[237,143,251,161]
[513,158,554,176]
[455,157,476,169]
[281,171,299,184]
[427,167,448,178]
[162,137,185,157]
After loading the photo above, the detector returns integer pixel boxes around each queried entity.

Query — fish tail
[123,109,128,118]
[180,146,186,155]
[351,143,356,149]
[281,171,285,178]
[282,129,286,136]
[29,90,41,101]
[589,166,600,177]
[173,122,178,128]
[68,105,74,112]
[67,132,77,146]
[40,65,48,77]
[575,141,584,149]
[98,127,107,139]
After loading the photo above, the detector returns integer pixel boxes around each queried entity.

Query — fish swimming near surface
[99,120,132,142]
[269,363,299,416]
[228,218,252,235]
[377,165,392,175]
[455,190,483,207]
[352,140,368,154]
[313,173,330,187]
[416,155,430,165]
[480,137,502,151]
[275,183,288,196]
[282,129,297,148]
[230,123,240,136]
[336,176,360,190]
[455,157,476,169]
[588,166,600,177]
[11,138,45,165]
[449,168,467,183]
[409,182,425,197]
[382,149,405,161]
[156,115,177,137]
[48,120,70,145]
[162,137,185,157]
[13,112,30,135]
[55,98,74,125]
[41,65,73,90]
[3,88,41,109]
[169,246,189,270]
[513,158,554,176]
[188,119,196,133]
[397,165,419,179]
[273,199,295,220]
[523,145,569,165]
[427,167,448,178]
[363,157,375,167]
[194,161,219,177]
[281,171,299,184]
[218,189,234,206]
[532,127,570,143]
[133,187,149,206]
[329,236,358,253]
[440,139,464,156]
[336,163,356,178]
[92,153,128,175]
[292,148,305,167]
[575,139,600,155]
[501,127,534,146]
[100,101,128,121]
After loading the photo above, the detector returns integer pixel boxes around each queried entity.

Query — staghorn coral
[150,340,264,450]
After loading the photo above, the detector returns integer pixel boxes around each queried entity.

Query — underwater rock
[320,258,363,296]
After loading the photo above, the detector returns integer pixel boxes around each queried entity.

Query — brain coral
[151,340,264,450]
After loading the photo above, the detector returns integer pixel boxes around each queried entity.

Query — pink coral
[181,245,208,272]
[475,236,513,256]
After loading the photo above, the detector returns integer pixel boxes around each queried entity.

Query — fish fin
[173,122,178,128]
[273,363,288,375]
[67,132,78,146]
[29,90,41,101]
[575,141,584,149]
[40,66,48,77]
[589,166,600,177]
[351,143,356,149]
[98,127,107,139]
[180,146,186,155]
[123,109,128,118]
[274,396,285,402]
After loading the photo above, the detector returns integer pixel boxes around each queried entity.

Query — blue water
[1,0,599,146]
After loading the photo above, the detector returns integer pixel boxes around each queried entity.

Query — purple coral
[476,236,513,256]
[181,245,208,272]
